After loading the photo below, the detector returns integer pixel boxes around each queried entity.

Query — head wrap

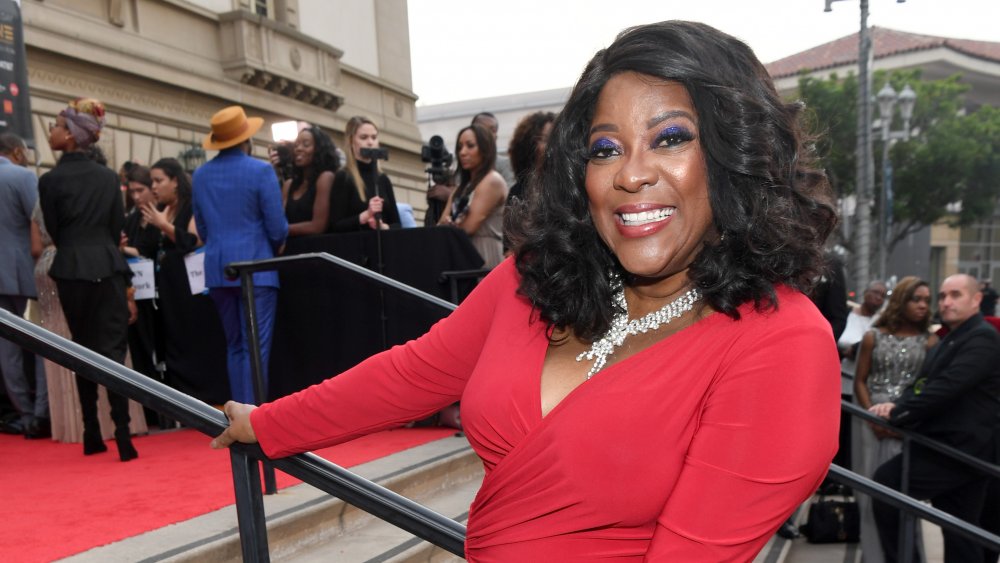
[59,98,106,148]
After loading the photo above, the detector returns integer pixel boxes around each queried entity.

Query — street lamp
[824,0,906,297]
[875,82,916,280]
[179,143,206,173]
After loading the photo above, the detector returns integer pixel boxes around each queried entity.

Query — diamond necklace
[576,281,701,379]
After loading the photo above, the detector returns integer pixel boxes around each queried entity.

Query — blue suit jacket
[0,156,38,298]
[192,148,288,288]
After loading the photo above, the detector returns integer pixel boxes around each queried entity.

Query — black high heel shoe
[115,429,138,462]
[83,428,108,456]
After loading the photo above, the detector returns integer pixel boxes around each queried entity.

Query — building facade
[417,87,570,161]
[21,0,434,218]
[767,27,1000,292]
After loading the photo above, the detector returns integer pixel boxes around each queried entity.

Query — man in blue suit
[0,132,49,438]
[193,106,287,405]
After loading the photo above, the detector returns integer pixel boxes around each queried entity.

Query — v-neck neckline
[534,308,723,422]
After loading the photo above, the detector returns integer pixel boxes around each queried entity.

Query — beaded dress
[866,331,929,404]
[857,329,929,563]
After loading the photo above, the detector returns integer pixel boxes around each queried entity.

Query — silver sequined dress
[856,329,929,563]
[865,331,929,404]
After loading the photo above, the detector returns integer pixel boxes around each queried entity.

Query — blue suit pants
[210,286,277,404]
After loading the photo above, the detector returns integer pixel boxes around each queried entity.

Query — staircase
[60,434,481,562]
[757,497,946,563]
[57,438,952,562]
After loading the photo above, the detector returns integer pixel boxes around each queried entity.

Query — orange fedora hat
[203,105,264,150]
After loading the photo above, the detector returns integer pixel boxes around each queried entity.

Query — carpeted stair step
[60,434,481,562]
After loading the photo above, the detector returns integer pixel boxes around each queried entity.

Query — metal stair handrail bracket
[833,399,1000,560]
[225,251,464,560]
[0,250,465,563]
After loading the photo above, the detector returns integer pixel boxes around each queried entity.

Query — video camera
[360,147,389,161]
[420,135,453,185]
[273,141,295,182]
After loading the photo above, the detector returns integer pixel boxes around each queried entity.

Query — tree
[795,69,1000,258]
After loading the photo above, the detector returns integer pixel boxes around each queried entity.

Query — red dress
[252,259,841,561]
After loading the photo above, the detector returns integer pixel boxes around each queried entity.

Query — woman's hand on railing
[211,401,259,449]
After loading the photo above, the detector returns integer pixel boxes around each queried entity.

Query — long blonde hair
[344,116,379,202]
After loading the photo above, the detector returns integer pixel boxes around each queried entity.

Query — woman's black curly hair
[291,125,340,190]
[509,20,837,342]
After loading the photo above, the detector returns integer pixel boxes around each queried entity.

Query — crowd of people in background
[818,268,1000,563]
[1,79,997,561]
[0,94,559,444]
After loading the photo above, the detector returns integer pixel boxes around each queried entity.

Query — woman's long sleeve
[327,170,367,233]
[250,259,512,458]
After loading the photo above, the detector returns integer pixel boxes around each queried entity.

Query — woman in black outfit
[283,125,340,237]
[120,165,162,396]
[38,97,138,460]
[328,116,400,232]
[141,158,228,404]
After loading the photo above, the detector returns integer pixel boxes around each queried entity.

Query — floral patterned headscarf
[59,97,106,148]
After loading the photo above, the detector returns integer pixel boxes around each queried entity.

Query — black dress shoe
[0,417,25,435]
[24,417,52,440]
[777,519,801,539]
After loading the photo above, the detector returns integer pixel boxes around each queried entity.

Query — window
[254,0,271,17]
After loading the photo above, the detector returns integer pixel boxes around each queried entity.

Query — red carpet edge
[0,426,457,562]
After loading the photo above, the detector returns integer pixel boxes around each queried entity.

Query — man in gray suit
[0,132,48,438]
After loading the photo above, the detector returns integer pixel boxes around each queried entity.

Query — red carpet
[0,426,457,562]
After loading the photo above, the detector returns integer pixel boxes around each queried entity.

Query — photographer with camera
[421,134,454,227]
[282,125,340,237]
[329,116,399,232]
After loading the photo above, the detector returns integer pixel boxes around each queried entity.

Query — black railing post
[239,270,277,495]
[230,447,270,562]
[899,434,915,562]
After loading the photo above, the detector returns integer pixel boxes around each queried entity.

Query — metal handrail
[224,252,459,498]
[0,308,466,560]
[225,251,467,559]
[842,400,1000,479]
[438,268,492,304]
[826,465,1000,550]
[224,252,457,313]
[830,399,1000,554]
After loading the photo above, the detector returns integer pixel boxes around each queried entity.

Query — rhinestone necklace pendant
[576,285,701,379]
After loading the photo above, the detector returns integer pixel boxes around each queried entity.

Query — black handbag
[799,497,860,543]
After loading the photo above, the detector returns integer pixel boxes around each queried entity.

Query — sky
[407,0,1000,107]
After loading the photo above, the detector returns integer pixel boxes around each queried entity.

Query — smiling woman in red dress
[213,21,841,561]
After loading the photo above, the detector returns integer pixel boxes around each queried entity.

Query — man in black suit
[870,273,1000,563]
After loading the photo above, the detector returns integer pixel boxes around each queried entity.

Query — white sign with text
[184,249,207,295]
[127,257,155,300]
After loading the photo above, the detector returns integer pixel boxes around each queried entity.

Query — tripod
[360,147,389,349]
